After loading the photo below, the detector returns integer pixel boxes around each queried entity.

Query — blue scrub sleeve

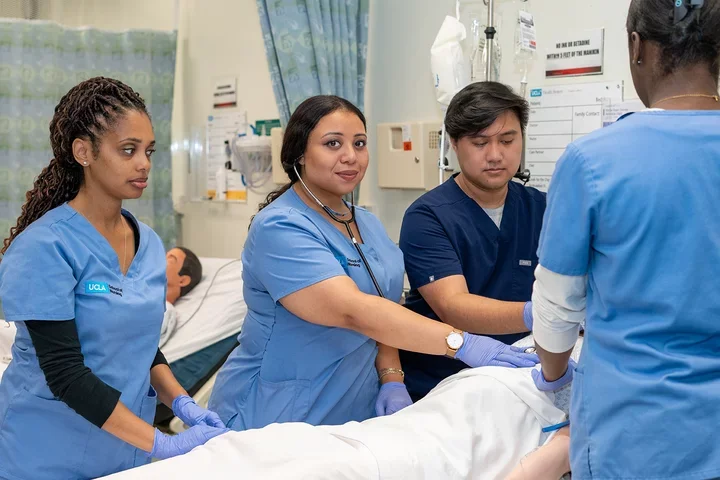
[0,226,76,321]
[250,210,347,303]
[399,205,463,290]
[537,144,597,276]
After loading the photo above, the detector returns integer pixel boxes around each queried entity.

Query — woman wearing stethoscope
[0,77,226,480]
[208,95,539,431]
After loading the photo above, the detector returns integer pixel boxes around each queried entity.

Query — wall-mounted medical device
[376,121,452,190]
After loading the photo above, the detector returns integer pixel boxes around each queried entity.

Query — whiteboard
[525,81,623,190]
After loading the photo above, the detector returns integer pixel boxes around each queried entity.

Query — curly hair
[1,77,149,255]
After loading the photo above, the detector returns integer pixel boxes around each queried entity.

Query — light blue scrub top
[0,204,166,480]
[209,188,404,431]
[539,111,720,480]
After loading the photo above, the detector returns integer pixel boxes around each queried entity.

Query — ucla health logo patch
[530,88,543,97]
[85,281,110,294]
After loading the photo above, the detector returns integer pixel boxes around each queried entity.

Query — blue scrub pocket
[568,367,594,478]
[133,386,158,467]
[0,388,91,479]
[250,377,311,429]
[511,261,535,300]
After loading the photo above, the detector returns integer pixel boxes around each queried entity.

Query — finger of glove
[496,353,537,367]
[203,411,226,428]
[488,358,520,368]
[386,400,411,416]
[375,398,388,417]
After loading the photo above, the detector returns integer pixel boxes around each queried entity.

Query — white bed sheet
[104,366,567,480]
[162,257,246,364]
[0,322,16,381]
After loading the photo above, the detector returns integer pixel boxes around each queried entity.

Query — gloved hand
[455,333,540,368]
[523,301,533,330]
[532,359,578,392]
[172,394,225,428]
[150,425,228,460]
[375,382,413,416]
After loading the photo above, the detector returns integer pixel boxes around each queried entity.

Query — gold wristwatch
[445,328,465,358]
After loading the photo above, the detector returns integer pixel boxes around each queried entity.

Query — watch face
[447,332,463,350]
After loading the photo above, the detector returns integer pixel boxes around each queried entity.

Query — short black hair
[444,81,529,141]
[177,247,202,297]
[627,0,720,77]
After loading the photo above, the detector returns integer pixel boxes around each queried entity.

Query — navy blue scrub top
[399,175,546,398]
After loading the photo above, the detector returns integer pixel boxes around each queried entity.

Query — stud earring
[637,60,642,65]
[83,162,88,166]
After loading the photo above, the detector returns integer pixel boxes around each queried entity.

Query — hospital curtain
[0,20,178,249]
[256,0,370,126]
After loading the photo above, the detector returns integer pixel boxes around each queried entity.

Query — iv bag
[431,15,470,112]
[513,6,537,97]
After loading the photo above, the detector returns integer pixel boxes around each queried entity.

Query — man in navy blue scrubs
[399,81,546,400]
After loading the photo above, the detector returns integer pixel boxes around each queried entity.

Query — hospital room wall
[36,0,279,259]
[363,0,637,242]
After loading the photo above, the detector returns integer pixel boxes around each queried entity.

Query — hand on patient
[375,382,413,416]
[151,425,229,460]
[456,333,540,368]
[173,394,226,428]
[532,359,577,392]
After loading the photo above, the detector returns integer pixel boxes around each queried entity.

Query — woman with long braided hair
[0,77,226,479]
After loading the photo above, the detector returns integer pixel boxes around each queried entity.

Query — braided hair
[1,77,149,255]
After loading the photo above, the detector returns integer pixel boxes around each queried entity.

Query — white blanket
[104,366,567,480]
[159,302,177,349]
[0,322,15,381]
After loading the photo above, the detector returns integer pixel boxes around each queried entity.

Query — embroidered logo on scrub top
[85,281,110,294]
[519,260,532,267]
[333,254,361,271]
[85,281,123,297]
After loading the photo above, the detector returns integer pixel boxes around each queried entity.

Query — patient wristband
[378,368,405,381]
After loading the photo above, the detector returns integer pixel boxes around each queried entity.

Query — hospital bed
[155,257,246,429]
[105,337,582,480]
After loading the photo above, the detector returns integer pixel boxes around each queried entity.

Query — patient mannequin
[160,247,203,347]
[166,247,203,305]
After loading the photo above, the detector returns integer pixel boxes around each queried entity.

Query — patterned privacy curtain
[0,20,177,248]
[256,0,370,125]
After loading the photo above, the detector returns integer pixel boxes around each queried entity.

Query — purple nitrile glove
[375,382,413,416]
[150,425,228,460]
[532,359,578,392]
[455,333,540,368]
[172,394,225,428]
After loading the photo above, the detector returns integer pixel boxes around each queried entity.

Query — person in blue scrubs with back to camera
[399,81,545,400]
[0,77,227,480]
[208,95,536,431]
[530,0,720,478]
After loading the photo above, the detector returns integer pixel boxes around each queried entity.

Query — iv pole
[438,0,498,186]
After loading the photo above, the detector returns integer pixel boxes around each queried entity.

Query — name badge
[519,260,532,267]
